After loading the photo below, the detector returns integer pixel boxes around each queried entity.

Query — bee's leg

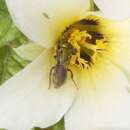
[48,66,55,89]
[67,69,79,90]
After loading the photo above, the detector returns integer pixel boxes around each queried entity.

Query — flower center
[55,16,108,69]
[49,16,110,88]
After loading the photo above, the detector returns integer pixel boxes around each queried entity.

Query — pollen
[55,15,110,70]
[68,30,91,46]
[67,29,108,69]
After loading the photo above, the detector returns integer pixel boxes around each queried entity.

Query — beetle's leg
[67,69,79,90]
[49,66,55,89]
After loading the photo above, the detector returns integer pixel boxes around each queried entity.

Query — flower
[1,0,130,130]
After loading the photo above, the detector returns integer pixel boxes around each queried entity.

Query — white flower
[0,0,130,130]
[94,0,130,20]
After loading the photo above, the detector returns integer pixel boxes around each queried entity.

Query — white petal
[65,60,130,130]
[103,21,130,83]
[94,0,130,20]
[6,0,90,47]
[0,50,77,130]
[14,42,44,61]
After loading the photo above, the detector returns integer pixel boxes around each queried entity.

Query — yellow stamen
[68,29,108,69]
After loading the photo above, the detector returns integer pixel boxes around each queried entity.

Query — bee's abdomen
[53,65,67,88]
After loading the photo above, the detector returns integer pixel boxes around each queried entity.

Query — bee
[49,39,78,89]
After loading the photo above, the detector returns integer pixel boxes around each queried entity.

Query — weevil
[49,39,78,89]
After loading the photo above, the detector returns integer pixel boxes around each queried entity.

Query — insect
[49,39,78,89]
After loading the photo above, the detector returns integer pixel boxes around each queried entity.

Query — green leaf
[0,23,28,48]
[0,46,29,84]
[52,119,64,130]
[33,118,64,130]
[0,0,29,84]
[0,0,8,13]
[90,0,99,11]
[0,0,28,48]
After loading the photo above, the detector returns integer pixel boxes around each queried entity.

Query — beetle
[49,40,78,89]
